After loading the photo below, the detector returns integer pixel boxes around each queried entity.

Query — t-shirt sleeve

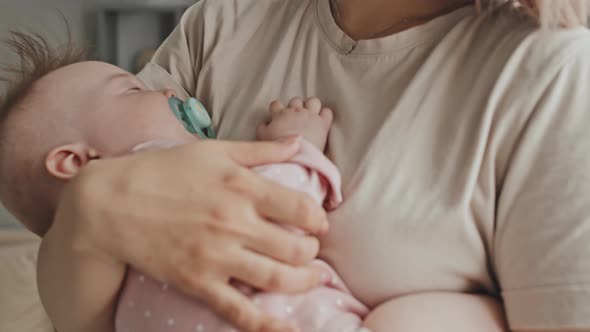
[137,2,206,99]
[495,45,590,330]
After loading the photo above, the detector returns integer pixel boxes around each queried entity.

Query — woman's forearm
[37,178,126,332]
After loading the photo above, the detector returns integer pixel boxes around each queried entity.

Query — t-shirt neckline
[315,0,476,55]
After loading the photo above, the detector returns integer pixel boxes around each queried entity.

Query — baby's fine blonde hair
[0,31,87,122]
[482,0,589,27]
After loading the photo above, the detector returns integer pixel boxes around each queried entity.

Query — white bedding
[0,230,53,332]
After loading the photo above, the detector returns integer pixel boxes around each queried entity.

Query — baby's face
[38,61,197,156]
[1,61,200,237]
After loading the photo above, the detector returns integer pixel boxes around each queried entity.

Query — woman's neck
[332,0,473,40]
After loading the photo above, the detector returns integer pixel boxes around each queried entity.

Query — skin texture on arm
[37,180,125,332]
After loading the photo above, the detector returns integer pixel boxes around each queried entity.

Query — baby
[0,33,368,332]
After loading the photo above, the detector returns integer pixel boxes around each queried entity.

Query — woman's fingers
[210,151,329,234]
[244,219,320,265]
[200,282,297,332]
[221,168,328,234]
[255,179,328,234]
[227,249,323,293]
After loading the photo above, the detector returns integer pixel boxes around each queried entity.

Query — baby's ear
[45,143,100,180]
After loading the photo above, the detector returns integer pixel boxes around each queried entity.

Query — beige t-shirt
[138,0,590,329]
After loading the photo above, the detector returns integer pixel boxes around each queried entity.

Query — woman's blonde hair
[481,0,589,27]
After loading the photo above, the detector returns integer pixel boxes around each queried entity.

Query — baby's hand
[257,97,333,151]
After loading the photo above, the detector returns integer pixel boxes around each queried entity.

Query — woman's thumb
[225,136,301,167]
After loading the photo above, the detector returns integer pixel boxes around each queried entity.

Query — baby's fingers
[319,107,334,126]
[288,97,304,109]
[269,100,285,115]
[304,97,322,114]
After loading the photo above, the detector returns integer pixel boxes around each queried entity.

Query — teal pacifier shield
[184,98,212,128]
[168,97,215,139]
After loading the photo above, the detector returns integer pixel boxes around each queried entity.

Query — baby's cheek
[145,108,195,142]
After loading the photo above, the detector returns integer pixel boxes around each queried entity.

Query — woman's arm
[38,198,125,332]
[37,140,329,332]
[495,46,590,331]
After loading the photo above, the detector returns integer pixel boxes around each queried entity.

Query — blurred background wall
[0,0,85,65]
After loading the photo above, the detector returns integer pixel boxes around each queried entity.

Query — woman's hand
[57,137,329,332]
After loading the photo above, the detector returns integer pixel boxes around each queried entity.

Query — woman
[39,0,590,331]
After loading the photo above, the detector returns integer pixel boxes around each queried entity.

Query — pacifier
[168,97,216,139]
